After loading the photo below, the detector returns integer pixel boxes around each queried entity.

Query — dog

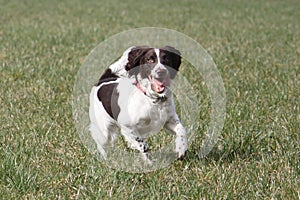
[89,46,187,164]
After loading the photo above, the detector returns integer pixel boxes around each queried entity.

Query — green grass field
[1,0,299,199]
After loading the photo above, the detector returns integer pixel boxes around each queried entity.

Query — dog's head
[125,46,181,97]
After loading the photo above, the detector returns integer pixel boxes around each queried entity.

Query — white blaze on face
[154,48,161,64]
[153,48,165,71]
[150,49,170,93]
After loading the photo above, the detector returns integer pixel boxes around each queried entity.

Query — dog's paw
[96,144,107,160]
[136,137,149,153]
[140,142,149,153]
[141,153,153,165]
[175,135,188,159]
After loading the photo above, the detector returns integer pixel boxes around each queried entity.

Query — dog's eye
[147,58,154,63]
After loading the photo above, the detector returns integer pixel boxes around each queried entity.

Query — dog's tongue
[153,79,165,93]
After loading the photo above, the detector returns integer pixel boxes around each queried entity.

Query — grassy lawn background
[1,0,299,199]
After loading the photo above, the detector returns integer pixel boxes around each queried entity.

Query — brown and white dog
[89,46,187,163]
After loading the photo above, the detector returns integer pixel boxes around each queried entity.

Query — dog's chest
[132,101,168,134]
[117,83,170,134]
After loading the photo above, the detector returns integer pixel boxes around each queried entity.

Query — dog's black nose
[156,68,167,77]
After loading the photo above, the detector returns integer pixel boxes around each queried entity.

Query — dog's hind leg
[91,122,121,160]
[90,123,109,159]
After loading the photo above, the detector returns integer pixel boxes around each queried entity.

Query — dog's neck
[135,81,146,95]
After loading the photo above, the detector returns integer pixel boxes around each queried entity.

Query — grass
[1,0,299,199]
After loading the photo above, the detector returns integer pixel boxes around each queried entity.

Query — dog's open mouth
[149,75,170,94]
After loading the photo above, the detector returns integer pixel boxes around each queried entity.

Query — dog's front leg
[120,127,152,164]
[164,116,188,158]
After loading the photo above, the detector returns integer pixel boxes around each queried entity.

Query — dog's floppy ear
[125,46,150,76]
[160,46,181,79]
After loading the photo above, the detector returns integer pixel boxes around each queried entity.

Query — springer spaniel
[89,46,187,164]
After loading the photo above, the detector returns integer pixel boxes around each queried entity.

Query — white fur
[107,46,134,77]
[89,48,188,164]
[154,48,161,63]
